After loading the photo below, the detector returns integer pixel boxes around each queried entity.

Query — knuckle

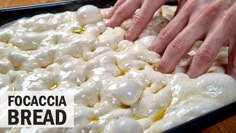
[201,2,220,17]
[168,37,185,55]
[114,9,123,17]
[222,10,234,24]
[132,14,144,26]
[222,15,229,23]
[195,48,214,65]
[158,27,170,41]
[184,0,197,11]
[194,2,218,20]
[115,0,125,7]
[189,0,197,5]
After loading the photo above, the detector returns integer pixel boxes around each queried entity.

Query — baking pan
[0,0,116,26]
[0,0,235,132]
[165,102,236,133]
[0,0,177,26]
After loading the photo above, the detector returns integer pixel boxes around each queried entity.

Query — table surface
[0,0,235,133]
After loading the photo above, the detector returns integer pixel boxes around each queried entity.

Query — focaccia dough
[0,5,235,133]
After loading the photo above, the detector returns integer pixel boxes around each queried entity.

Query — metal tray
[0,0,116,26]
[0,0,235,132]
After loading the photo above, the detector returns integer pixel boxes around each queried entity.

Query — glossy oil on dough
[0,5,235,133]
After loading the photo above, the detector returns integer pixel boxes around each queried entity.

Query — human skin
[107,0,236,79]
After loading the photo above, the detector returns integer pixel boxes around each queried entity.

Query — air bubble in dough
[111,117,143,133]
[76,5,103,26]
[108,79,143,106]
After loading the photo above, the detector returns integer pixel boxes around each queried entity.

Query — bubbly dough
[77,5,103,26]
[0,5,235,133]
[110,117,143,133]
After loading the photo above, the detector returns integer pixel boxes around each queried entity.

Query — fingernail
[156,65,163,72]
[148,44,156,51]
[106,21,110,26]
[156,62,165,73]
[156,60,174,74]
[104,14,109,19]
[106,21,113,28]
[227,68,236,79]
[151,38,161,53]
[231,74,236,79]
[125,32,131,41]
[104,11,112,19]
[187,70,198,79]
[125,32,137,41]
[148,46,153,51]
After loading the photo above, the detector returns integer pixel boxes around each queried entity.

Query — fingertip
[106,21,112,27]
[106,22,112,28]
[156,65,164,73]
[104,10,112,19]
[148,45,154,51]
[227,46,236,80]
[106,20,110,26]
[187,65,205,79]
[106,19,116,28]
[124,32,131,41]
[125,31,136,41]
[187,70,199,79]
[149,38,162,53]
[230,73,236,79]
[227,68,236,79]
[105,6,117,20]
[104,14,111,19]
[156,60,172,74]
[106,0,126,19]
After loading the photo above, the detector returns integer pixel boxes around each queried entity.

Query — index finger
[125,0,166,41]
[106,0,126,19]
[107,0,140,28]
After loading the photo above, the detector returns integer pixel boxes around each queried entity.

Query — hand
[106,0,168,41]
[149,0,236,79]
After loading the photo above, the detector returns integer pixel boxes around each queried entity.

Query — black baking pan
[0,0,177,26]
[0,0,235,132]
[165,102,236,133]
[0,0,117,26]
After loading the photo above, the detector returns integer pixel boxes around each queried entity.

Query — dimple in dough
[0,5,235,133]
